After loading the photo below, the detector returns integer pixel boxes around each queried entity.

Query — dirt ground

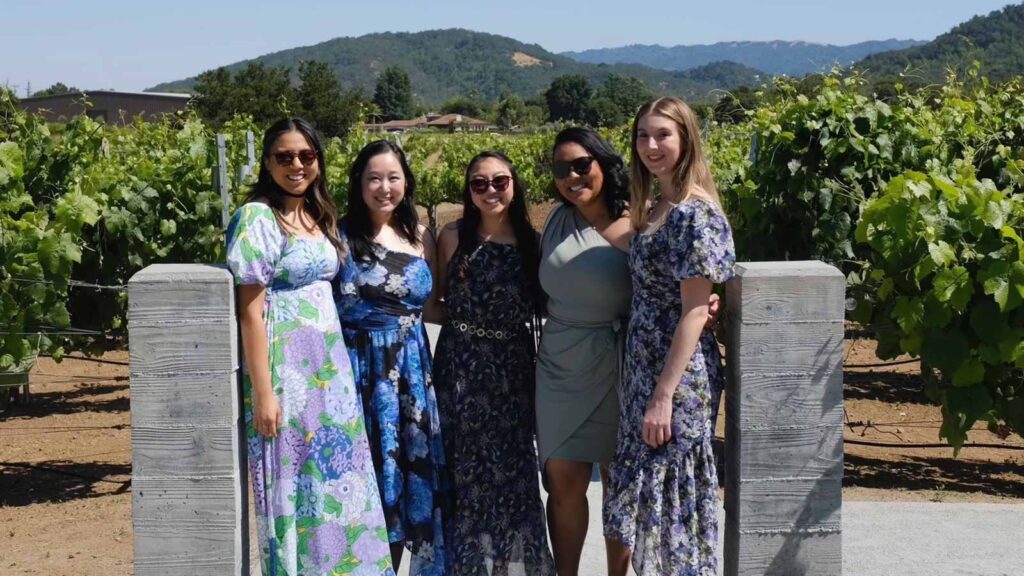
[2,338,1022,575]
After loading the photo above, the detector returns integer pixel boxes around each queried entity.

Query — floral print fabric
[225,203,393,576]
[335,238,449,576]
[433,240,556,575]
[604,198,735,576]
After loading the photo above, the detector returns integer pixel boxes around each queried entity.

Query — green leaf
[878,278,895,302]
[922,330,968,374]
[159,219,177,236]
[982,200,1007,229]
[298,300,319,321]
[928,241,957,267]
[892,296,924,333]
[323,494,343,516]
[274,515,295,539]
[941,385,993,455]
[0,140,25,186]
[980,260,1024,312]
[951,357,985,387]
[933,266,972,311]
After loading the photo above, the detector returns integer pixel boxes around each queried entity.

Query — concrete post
[723,261,845,576]
[128,264,248,575]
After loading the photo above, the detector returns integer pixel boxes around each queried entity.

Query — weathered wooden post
[129,264,248,575]
[724,261,845,576]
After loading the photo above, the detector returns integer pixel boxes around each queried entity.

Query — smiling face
[360,151,407,217]
[266,130,320,196]
[552,141,605,209]
[467,157,515,216]
[635,113,684,178]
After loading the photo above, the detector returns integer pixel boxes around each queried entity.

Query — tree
[495,93,526,130]
[596,74,652,124]
[191,63,292,127]
[373,65,414,121]
[440,95,488,119]
[32,82,80,97]
[582,96,623,128]
[545,75,592,123]
[295,60,366,138]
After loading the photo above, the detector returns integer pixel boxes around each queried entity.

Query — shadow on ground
[844,453,1024,498]
[2,382,129,418]
[0,460,131,506]
[843,370,933,405]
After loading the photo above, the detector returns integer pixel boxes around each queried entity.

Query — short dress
[226,203,394,576]
[604,198,735,576]
[535,204,631,469]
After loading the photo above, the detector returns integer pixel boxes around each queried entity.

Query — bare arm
[643,277,712,448]
[238,284,281,438]
[596,214,635,253]
[421,224,449,324]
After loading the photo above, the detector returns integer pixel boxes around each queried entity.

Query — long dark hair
[459,151,543,316]
[552,126,630,219]
[343,140,420,263]
[247,117,344,257]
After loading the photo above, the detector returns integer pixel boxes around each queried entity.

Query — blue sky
[1,0,1016,93]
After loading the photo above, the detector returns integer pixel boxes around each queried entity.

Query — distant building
[18,90,191,123]
[365,112,494,133]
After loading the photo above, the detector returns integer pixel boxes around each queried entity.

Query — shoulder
[438,220,461,263]
[229,202,279,236]
[418,223,437,250]
[234,201,274,220]
[439,221,460,244]
[670,195,727,226]
[543,203,569,228]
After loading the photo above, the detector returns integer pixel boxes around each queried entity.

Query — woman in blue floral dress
[604,98,736,576]
[433,152,556,575]
[227,118,393,576]
[335,140,449,576]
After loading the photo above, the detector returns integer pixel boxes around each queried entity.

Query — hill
[856,3,1024,83]
[563,39,925,77]
[148,29,766,103]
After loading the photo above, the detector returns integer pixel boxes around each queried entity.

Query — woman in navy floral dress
[336,140,449,576]
[604,97,735,576]
[433,152,556,575]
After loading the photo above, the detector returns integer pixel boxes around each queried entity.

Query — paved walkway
[397,482,1024,575]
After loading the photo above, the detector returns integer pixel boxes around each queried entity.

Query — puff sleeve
[667,199,736,284]
[225,203,284,286]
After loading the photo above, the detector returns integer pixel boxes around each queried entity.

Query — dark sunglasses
[271,149,318,167]
[469,175,512,194]
[551,156,595,179]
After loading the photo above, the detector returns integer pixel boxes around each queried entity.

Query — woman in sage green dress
[536,127,633,576]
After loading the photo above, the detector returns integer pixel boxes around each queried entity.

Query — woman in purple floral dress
[604,98,735,576]
[227,118,393,576]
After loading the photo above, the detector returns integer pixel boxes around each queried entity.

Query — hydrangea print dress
[225,203,393,576]
[335,237,449,576]
[604,198,735,576]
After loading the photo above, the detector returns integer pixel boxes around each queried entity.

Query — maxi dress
[226,203,394,576]
[432,238,556,575]
[604,198,735,576]
[335,238,449,576]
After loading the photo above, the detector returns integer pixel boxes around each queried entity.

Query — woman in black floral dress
[432,151,556,575]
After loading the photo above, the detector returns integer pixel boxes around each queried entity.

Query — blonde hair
[629,97,721,231]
